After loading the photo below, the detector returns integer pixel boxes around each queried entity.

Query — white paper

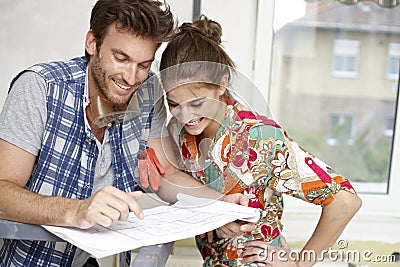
[42,193,260,259]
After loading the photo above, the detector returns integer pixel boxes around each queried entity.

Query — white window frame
[332,39,360,78]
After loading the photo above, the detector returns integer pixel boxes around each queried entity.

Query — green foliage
[285,125,392,183]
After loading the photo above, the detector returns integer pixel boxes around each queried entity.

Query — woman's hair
[160,15,235,100]
[160,15,235,70]
[85,0,175,61]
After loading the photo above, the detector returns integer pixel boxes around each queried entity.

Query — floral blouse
[168,100,356,267]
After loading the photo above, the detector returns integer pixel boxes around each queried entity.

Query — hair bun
[179,15,222,44]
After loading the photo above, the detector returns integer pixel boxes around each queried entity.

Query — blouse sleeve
[247,123,356,206]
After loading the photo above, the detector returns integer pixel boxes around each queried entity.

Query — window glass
[270,0,399,193]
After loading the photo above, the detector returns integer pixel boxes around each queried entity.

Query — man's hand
[138,147,165,191]
[70,185,144,229]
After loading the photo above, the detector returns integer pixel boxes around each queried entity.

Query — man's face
[86,23,157,105]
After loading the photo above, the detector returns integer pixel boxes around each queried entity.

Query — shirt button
[68,247,73,254]
[86,184,90,189]
[116,173,121,178]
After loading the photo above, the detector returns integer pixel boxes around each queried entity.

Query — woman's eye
[191,101,204,108]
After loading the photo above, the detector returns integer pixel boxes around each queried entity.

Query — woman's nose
[172,104,194,123]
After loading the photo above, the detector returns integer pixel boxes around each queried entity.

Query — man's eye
[139,63,151,69]
[114,54,127,62]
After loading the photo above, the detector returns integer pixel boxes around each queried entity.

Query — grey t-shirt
[0,71,167,266]
[0,71,47,155]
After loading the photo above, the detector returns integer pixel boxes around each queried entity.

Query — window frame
[331,39,361,78]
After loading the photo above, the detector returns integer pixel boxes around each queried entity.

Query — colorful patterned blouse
[169,100,356,267]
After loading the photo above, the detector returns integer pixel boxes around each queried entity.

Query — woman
[157,15,361,267]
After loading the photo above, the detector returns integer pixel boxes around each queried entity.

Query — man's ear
[218,74,229,96]
[85,30,97,56]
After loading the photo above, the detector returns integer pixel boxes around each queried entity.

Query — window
[388,42,400,80]
[270,0,398,191]
[332,39,360,78]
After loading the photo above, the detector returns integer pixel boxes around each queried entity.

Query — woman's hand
[200,220,255,243]
[241,235,299,267]
[200,193,256,242]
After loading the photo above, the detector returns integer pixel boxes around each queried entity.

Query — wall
[0,0,96,108]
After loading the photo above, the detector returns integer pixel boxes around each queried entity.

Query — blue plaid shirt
[0,57,158,266]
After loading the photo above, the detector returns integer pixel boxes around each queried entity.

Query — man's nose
[122,64,138,86]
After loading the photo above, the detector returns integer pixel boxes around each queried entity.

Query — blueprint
[42,193,261,258]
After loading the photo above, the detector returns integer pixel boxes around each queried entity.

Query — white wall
[202,0,258,78]
[0,0,96,108]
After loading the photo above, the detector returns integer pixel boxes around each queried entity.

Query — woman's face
[166,83,226,138]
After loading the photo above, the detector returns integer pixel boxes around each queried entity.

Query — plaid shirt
[0,57,157,266]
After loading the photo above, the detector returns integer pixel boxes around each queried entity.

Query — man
[0,0,251,266]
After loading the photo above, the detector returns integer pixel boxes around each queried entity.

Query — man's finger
[127,191,144,219]
[128,191,143,200]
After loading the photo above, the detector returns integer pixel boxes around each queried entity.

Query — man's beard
[91,55,131,105]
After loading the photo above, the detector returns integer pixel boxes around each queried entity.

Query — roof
[286,0,400,33]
